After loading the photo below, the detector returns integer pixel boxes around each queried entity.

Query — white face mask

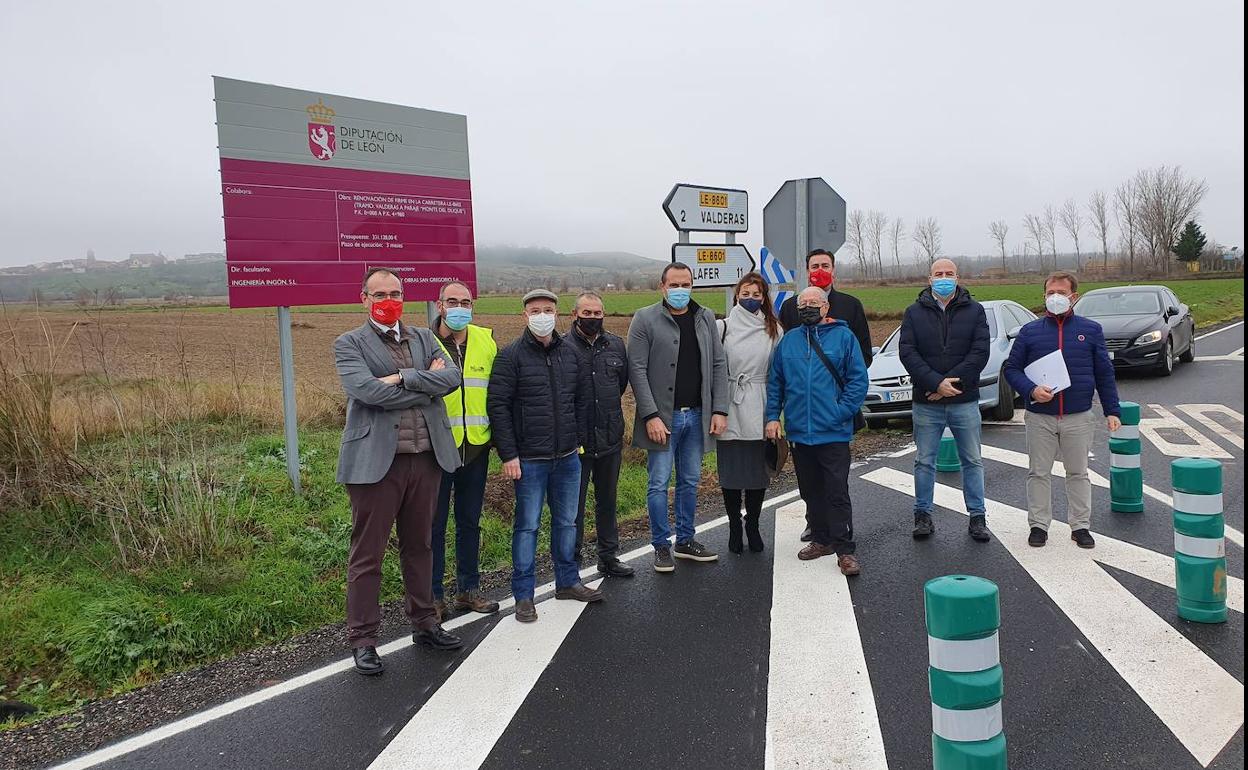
[527,312,557,337]
[1045,293,1072,315]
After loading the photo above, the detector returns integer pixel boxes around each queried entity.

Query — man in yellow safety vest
[431,281,500,618]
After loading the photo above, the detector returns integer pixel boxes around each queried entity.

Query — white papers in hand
[1024,350,1070,393]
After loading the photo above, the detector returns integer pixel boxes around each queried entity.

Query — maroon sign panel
[214,78,474,308]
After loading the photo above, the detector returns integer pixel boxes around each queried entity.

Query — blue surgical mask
[444,307,472,331]
[666,288,692,310]
[738,298,763,314]
[932,278,957,297]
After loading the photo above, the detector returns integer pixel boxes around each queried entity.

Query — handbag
[807,331,868,434]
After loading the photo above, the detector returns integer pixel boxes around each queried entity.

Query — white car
[861,299,1037,427]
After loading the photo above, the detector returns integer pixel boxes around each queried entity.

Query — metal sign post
[276,306,302,494]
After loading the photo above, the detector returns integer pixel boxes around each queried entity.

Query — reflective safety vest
[436,324,496,448]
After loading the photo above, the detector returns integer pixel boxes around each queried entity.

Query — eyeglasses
[443,298,473,308]
[367,291,404,301]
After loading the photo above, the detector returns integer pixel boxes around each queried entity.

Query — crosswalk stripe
[860,467,1244,767]
[367,581,602,770]
[977,444,1245,548]
[764,501,889,770]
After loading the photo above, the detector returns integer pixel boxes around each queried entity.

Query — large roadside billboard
[213,77,475,308]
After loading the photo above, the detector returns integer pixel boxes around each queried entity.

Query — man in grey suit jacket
[334,268,465,676]
[628,261,729,573]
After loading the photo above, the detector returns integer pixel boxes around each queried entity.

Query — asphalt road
[48,322,1244,770]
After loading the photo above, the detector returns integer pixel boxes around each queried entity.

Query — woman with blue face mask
[715,272,783,554]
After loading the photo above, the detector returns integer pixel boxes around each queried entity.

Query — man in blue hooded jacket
[1004,271,1121,549]
[766,287,869,575]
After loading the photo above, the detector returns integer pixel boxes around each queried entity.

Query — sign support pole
[277,306,302,495]
[724,231,736,314]
[795,179,809,291]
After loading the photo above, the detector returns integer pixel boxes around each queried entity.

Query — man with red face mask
[334,267,467,676]
[778,249,873,369]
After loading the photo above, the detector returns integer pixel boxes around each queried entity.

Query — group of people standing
[332,252,1122,676]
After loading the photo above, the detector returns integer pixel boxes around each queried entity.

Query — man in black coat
[486,289,602,623]
[899,259,992,543]
[567,292,635,578]
[778,249,873,368]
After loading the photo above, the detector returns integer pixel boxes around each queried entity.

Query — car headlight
[1135,329,1163,345]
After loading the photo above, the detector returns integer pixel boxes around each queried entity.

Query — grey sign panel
[213,77,470,179]
[671,243,755,287]
[763,178,846,271]
[663,183,749,232]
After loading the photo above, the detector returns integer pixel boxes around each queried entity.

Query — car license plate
[887,391,910,403]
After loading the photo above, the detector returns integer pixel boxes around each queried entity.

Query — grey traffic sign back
[763,178,846,272]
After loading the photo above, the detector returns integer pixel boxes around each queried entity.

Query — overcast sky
[1,0,1243,268]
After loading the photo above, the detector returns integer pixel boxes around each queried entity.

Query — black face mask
[575,317,604,337]
[798,306,824,326]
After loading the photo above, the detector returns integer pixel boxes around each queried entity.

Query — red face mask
[808,268,833,289]
[370,299,404,326]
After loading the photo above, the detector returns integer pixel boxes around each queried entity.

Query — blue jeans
[646,407,704,548]
[913,401,986,517]
[431,450,489,599]
[511,452,582,600]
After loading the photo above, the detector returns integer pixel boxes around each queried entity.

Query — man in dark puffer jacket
[487,289,601,623]
[1004,271,1121,550]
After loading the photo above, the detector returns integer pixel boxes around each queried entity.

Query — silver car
[862,299,1037,427]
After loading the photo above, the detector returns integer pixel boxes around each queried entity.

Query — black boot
[744,512,765,552]
[727,508,743,554]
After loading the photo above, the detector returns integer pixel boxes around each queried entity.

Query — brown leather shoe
[838,554,861,576]
[515,599,537,623]
[554,583,604,602]
[798,542,836,561]
[453,591,500,614]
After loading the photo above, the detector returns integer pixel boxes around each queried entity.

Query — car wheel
[1179,334,1195,363]
[988,371,1015,421]
[1156,337,1174,377]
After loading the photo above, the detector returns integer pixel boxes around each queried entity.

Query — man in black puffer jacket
[567,291,635,579]
[487,289,601,623]
[899,259,991,543]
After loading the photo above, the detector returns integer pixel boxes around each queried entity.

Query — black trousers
[577,450,622,561]
[790,442,855,554]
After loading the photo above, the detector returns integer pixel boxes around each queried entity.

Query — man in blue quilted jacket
[1004,271,1122,549]
[765,287,869,574]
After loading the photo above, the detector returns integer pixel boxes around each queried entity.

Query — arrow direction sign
[671,243,755,287]
[663,184,748,233]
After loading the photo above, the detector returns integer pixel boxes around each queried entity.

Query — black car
[1074,285,1196,376]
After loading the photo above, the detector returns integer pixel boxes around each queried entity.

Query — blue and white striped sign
[772,290,794,314]
[759,246,794,285]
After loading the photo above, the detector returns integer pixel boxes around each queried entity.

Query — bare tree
[1087,190,1111,268]
[889,218,906,274]
[867,211,888,279]
[1042,205,1059,269]
[1059,198,1085,271]
[846,209,868,278]
[989,221,1009,272]
[1114,179,1141,274]
[1135,165,1208,275]
[912,217,942,267]
[1023,214,1046,268]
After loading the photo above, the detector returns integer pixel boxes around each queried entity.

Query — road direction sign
[671,243,755,287]
[663,184,748,232]
[763,178,846,273]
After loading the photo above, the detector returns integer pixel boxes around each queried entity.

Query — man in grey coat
[334,267,466,676]
[628,261,729,573]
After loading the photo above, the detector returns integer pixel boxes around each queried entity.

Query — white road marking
[1194,320,1244,341]
[1176,404,1245,451]
[861,468,1244,768]
[764,501,889,770]
[1140,404,1232,459]
[977,444,1245,548]
[366,581,600,770]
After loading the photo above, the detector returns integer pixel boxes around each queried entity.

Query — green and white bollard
[1110,401,1144,513]
[936,428,961,473]
[1171,458,1228,624]
[924,575,1007,770]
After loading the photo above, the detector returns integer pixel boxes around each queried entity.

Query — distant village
[0,251,224,276]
